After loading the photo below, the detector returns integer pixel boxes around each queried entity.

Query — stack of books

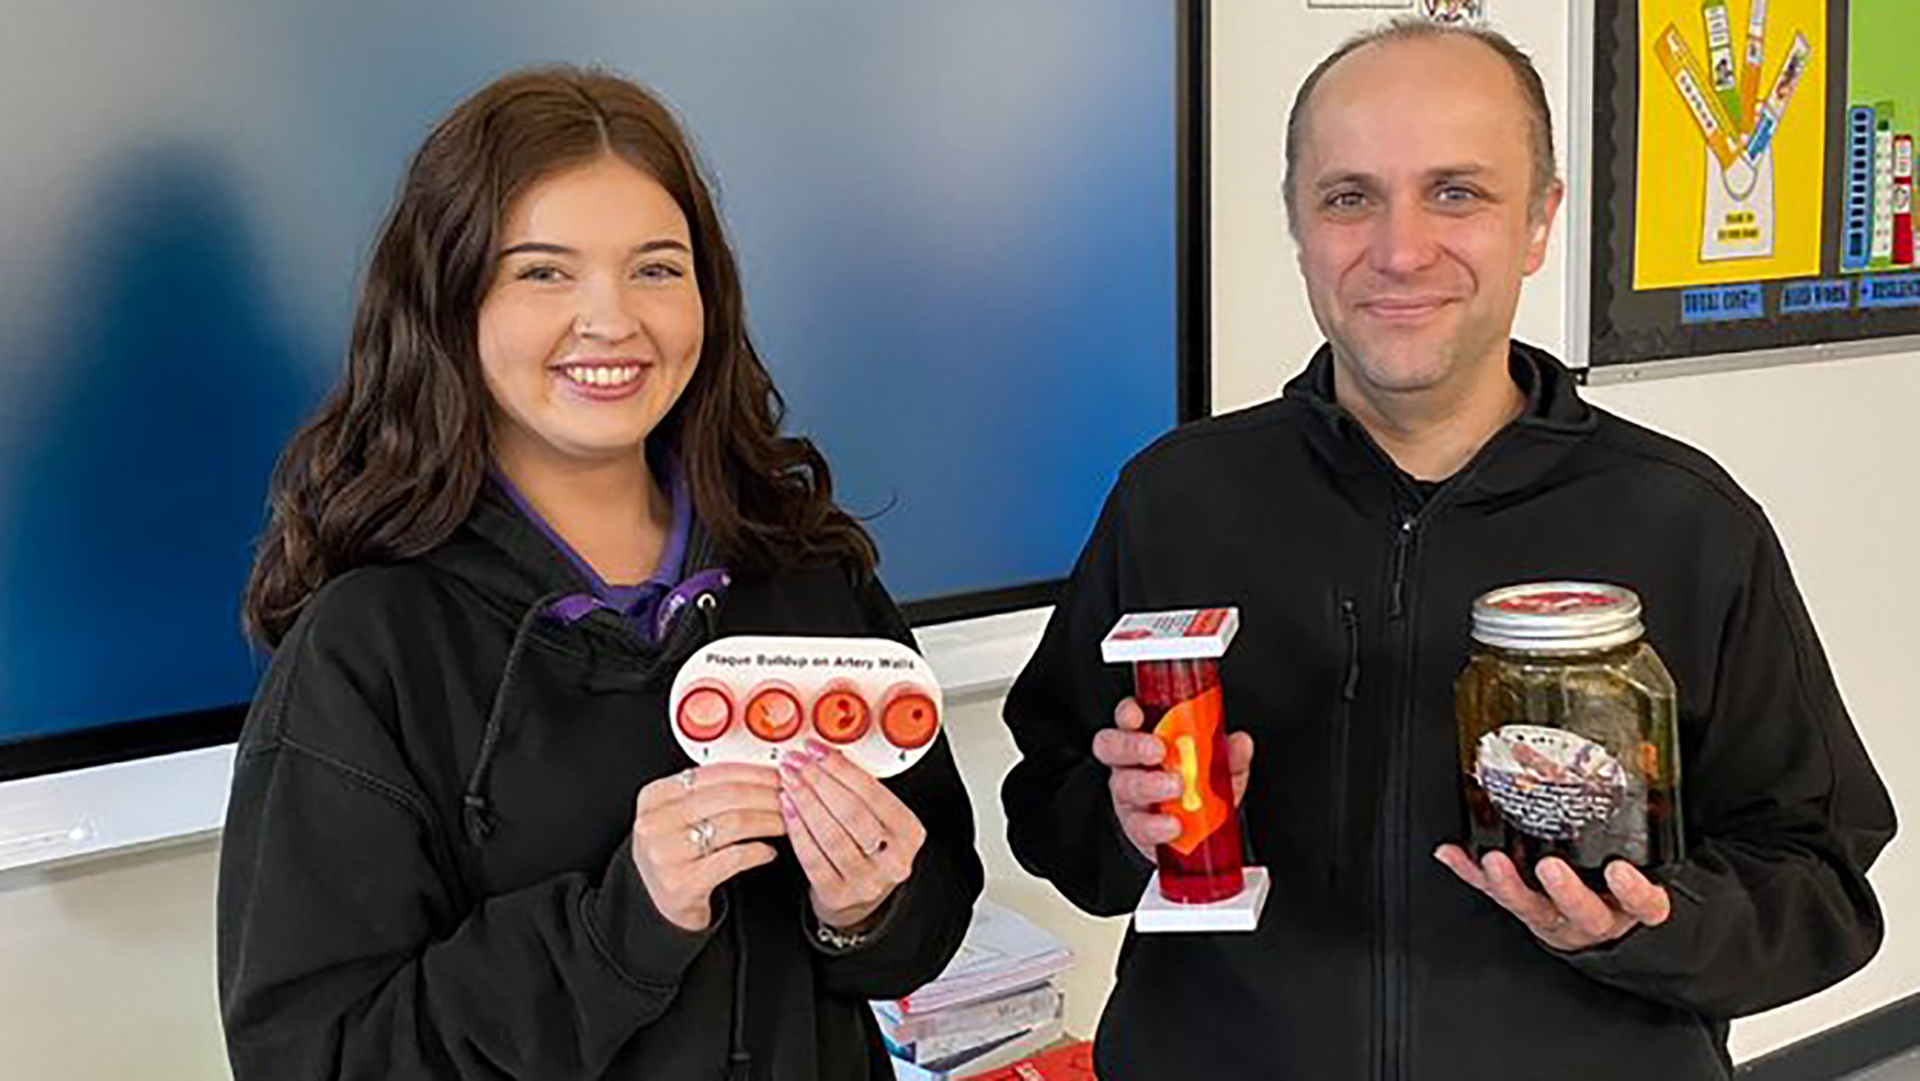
[875,900,1074,1078]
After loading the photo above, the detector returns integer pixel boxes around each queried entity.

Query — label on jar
[1489,590,1618,616]
[1474,725,1627,840]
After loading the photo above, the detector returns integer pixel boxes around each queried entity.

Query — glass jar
[1455,582,1684,888]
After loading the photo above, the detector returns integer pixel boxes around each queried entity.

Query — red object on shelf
[958,1039,1097,1080]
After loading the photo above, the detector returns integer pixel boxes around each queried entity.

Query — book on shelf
[882,984,1065,1065]
[881,900,1073,1017]
[875,981,1062,1046]
[916,1015,1067,1078]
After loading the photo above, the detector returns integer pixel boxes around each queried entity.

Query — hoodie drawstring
[461,576,727,846]
[726,884,753,1080]
[462,589,577,845]
[697,590,720,639]
[457,579,754,1076]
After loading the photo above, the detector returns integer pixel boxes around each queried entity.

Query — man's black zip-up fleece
[218,483,983,1080]
[1001,343,1895,1080]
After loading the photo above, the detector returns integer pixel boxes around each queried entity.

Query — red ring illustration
[811,682,872,744]
[743,682,805,742]
[675,683,734,743]
[879,683,940,750]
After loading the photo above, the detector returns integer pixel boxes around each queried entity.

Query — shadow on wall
[0,146,323,741]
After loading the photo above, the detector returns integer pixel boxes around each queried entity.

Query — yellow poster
[1634,0,1827,290]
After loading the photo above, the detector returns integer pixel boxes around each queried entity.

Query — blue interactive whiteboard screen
[0,1,1192,760]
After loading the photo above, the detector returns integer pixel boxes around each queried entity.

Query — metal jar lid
[1469,582,1645,653]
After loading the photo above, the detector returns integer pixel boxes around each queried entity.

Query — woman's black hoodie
[219,485,983,1079]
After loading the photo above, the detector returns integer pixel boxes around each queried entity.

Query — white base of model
[1134,866,1271,933]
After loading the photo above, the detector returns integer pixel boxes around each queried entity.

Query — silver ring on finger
[689,817,717,858]
[679,767,698,791]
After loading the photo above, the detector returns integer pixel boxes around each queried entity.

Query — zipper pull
[1388,515,1415,620]
[1340,599,1360,701]
[1330,598,1361,886]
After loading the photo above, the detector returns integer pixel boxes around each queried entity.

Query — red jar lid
[1470,582,1644,653]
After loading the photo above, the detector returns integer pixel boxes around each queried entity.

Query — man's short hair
[1282,19,1559,231]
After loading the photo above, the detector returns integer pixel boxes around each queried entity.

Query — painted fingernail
[803,738,834,759]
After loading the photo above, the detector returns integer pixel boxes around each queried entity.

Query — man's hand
[1093,697,1254,861]
[1434,846,1672,951]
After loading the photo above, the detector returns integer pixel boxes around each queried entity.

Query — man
[1000,21,1894,1080]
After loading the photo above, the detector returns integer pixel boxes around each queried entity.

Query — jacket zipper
[1331,599,1360,882]
[1382,510,1419,1081]
[1337,411,1495,1081]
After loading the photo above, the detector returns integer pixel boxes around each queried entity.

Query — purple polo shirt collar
[491,450,694,643]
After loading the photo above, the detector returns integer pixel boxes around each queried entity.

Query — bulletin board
[1583,0,1920,375]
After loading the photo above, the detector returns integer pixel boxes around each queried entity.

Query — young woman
[219,67,982,1080]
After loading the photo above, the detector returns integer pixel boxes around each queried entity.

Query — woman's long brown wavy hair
[244,67,876,647]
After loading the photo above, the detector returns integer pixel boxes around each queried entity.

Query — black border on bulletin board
[1587,0,1920,374]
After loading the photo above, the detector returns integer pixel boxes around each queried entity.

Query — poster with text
[1839,0,1920,274]
[1633,0,1827,289]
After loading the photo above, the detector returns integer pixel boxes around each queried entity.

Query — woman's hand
[778,739,927,932]
[630,763,786,932]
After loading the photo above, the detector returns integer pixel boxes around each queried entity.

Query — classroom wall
[0,838,227,1078]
